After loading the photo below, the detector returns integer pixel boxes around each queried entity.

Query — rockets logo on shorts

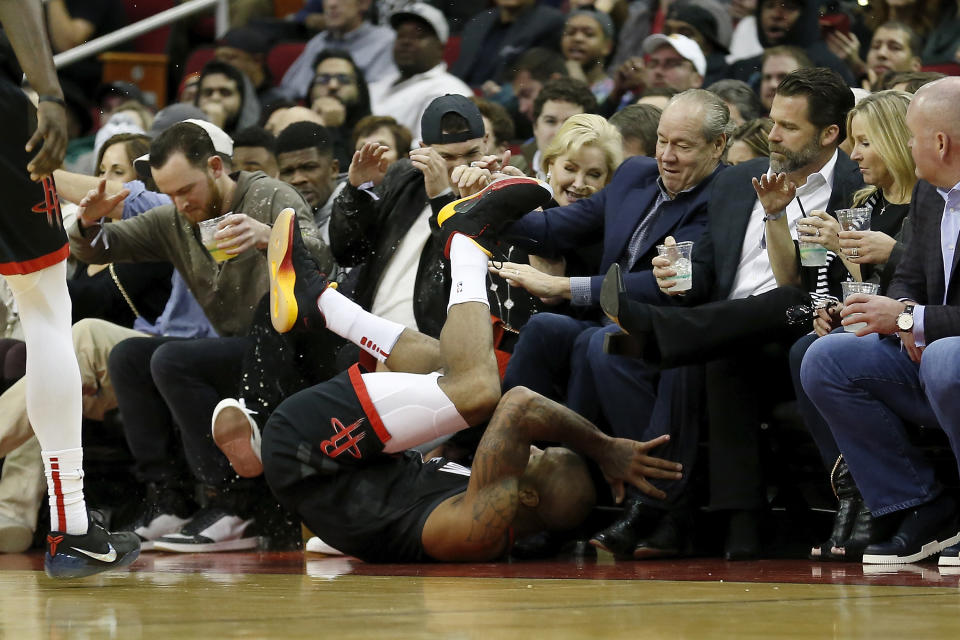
[31,176,63,229]
[322,417,366,459]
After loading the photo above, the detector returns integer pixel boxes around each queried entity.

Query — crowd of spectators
[0,0,959,566]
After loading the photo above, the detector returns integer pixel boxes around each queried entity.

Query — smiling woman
[542,113,623,207]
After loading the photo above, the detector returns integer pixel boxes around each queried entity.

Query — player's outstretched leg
[268,208,336,334]
[437,176,552,259]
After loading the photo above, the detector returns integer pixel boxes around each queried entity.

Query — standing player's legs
[0,81,139,577]
[4,263,84,533]
[4,262,139,577]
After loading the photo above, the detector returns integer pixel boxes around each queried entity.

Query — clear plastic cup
[198,214,236,263]
[837,207,871,231]
[799,241,828,267]
[841,280,880,333]
[657,241,694,292]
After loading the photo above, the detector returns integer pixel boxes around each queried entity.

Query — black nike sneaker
[268,207,336,334]
[45,513,141,579]
[437,176,552,259]
[600,262,627,329]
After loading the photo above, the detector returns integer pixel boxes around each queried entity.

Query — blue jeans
[801,333,960,515]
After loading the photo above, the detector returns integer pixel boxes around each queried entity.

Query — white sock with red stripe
[5,263,88,535]
[447,233,490,311]
[318,287,405,363]
[42,449,88,534]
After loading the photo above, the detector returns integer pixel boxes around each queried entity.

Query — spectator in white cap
[642,33,706,92]
[367,3,472,144]
[280,0,396,101]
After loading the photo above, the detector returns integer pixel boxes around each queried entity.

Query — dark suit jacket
[450,4,565,86]
[511,155,724,304]
[685,152,864,304]
[887,180,960,343]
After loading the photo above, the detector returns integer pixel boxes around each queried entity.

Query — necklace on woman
[877,190,888,216]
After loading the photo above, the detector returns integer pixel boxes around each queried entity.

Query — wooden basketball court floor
[1,551,959,638]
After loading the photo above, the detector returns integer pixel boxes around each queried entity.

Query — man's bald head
[908,77,960,188]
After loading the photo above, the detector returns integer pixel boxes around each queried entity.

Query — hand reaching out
[752,172,797,218]
[348,142,390,188]
[78,179,130,226]
[600,434,682,503]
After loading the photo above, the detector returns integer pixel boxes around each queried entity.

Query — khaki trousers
[0,319,147,530]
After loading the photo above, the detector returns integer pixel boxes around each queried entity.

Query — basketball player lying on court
[215,177,682,562]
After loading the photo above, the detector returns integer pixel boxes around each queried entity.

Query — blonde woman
[789,90,915,294]
[540,113,623,207]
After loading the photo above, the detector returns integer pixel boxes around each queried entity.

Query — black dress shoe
[862,494,960,564]
[599,263,627,328]
[810,457,862,561]
[589,498,659,558]
[510,530,596,560]
[724,510,760,561]
[603,330,647,358]
[599,264,654,337]
[633,509,694,560]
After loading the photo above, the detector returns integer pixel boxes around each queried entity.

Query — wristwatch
[896,304,915,332]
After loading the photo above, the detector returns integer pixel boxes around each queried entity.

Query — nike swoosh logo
[70,543,117,563]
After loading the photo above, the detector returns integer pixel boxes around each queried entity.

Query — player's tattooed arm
[482,387,684,503]
[461,425,526,548]
[421,401,530,561]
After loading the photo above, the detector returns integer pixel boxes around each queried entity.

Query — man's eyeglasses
[201,87,237,98]
[314,73,354,85]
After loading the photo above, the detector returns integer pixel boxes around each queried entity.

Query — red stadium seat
[921,62,960,76]
[267,41,307,86]
[123,0,174,54]
[182,46,216,81]
[443,35,461,68]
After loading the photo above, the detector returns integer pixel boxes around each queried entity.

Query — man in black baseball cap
[327,93,501,338]
[419,94,485,146]
[411,94,487,206]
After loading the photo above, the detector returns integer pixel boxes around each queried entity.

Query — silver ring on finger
[849,248,859,257]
